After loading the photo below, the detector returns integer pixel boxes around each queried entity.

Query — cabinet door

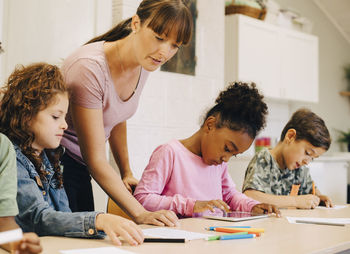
[225,15,281,99]
[280,31,319,102]
[237,16,281,99]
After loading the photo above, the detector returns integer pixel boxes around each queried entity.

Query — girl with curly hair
[0,63,148,246]
[134,82,280,217]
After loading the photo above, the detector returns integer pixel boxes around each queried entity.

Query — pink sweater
[134,140,260,217]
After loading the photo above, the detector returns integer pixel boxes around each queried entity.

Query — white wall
[0,0,112,83]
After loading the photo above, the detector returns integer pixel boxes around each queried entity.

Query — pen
[295,220,345,227]
[144,238,186,243]
[312,182,316,195]
[206,232,248,241]
[206,226,251,231]
[220,233,256,240]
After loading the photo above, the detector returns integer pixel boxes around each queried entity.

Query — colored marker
[220,233,256,240]
[206,232,248,241]
[214,227,264,233]
[206,226,251,231]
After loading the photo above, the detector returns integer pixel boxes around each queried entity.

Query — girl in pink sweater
[134,82,280,217]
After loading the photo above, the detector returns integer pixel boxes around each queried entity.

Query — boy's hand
[11,232,42,254]
[295,194,320,209]
[251,203,281,217]
[193,200,231,214]
[318,195,333,208]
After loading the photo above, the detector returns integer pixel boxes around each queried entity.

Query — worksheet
[142,228,212,240]
[60,247,135,254]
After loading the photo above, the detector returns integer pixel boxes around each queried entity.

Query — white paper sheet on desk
[315,205,348,210]
[0,228,23,245]
[60,247,135,254]
[286,216,350,224]
[142,228,212,240]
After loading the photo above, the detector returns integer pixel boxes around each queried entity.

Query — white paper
[286,216,350,225]
[315,205,348,210]
[0,228,23,245]
[60,247,136,254]
[142,228,212,241]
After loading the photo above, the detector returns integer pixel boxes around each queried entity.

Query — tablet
[202,211,269,222]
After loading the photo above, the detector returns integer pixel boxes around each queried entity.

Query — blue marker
[220,234,256,240]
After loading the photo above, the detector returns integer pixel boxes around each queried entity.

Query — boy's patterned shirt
[242,148,313,195]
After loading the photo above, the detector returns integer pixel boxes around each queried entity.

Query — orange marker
[290,184,300,196]
[312,182,316,195]
[213,227,264,236]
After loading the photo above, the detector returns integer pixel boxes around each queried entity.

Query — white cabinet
[309,160,348,205]
[225,14,318,102]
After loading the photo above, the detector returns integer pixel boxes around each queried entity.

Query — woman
[61,0,193,227]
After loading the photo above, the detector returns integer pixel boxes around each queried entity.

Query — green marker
[206,231,248,241]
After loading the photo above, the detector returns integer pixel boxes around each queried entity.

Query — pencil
[144,238,186,243]
[295,220,345,227]
[312,182,316,195]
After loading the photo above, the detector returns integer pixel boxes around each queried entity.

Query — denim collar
[13,144,54,180]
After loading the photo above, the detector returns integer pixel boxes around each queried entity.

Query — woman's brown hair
[0,63,67,188]
[280,108,331,150]
[87,0,193,45]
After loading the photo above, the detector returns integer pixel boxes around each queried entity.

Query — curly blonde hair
[0,62,67,188]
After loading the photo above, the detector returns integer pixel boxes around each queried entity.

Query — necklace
[115,41,125,74]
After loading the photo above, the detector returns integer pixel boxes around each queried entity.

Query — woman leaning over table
[60,0,193,226]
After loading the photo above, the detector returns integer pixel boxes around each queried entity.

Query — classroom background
[1,0,350,212]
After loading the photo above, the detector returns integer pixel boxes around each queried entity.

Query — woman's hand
[95,213,144,246]
[251,203,281,217]
[134,210,179,227]
[193,200,231,214]
[318,195,333,208]
[122,174,139,193]
[11,232,42,254]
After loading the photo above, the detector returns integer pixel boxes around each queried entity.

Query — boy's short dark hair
[280,108,331,150]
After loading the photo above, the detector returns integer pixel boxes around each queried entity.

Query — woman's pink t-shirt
[61,41,149,165]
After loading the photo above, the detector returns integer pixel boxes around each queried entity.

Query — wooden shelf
[340,91,350,96]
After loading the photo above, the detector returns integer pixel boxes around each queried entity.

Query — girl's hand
[122,175,139,193]
[251,203,281,217]
[95,213,144,246]
[295,194,320,209]
[318,195,333,208]
[134,210,179,227]
[193,200,231,214]
[12,232,42,254]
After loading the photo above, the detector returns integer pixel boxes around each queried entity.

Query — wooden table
[2,207,350,254]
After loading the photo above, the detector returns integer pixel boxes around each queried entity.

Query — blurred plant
[336,129,350,151]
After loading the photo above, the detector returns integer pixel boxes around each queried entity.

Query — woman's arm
[70,104,177,226]
[109,121,138,193]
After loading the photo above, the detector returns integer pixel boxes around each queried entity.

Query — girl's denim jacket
[14,145,104,238]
